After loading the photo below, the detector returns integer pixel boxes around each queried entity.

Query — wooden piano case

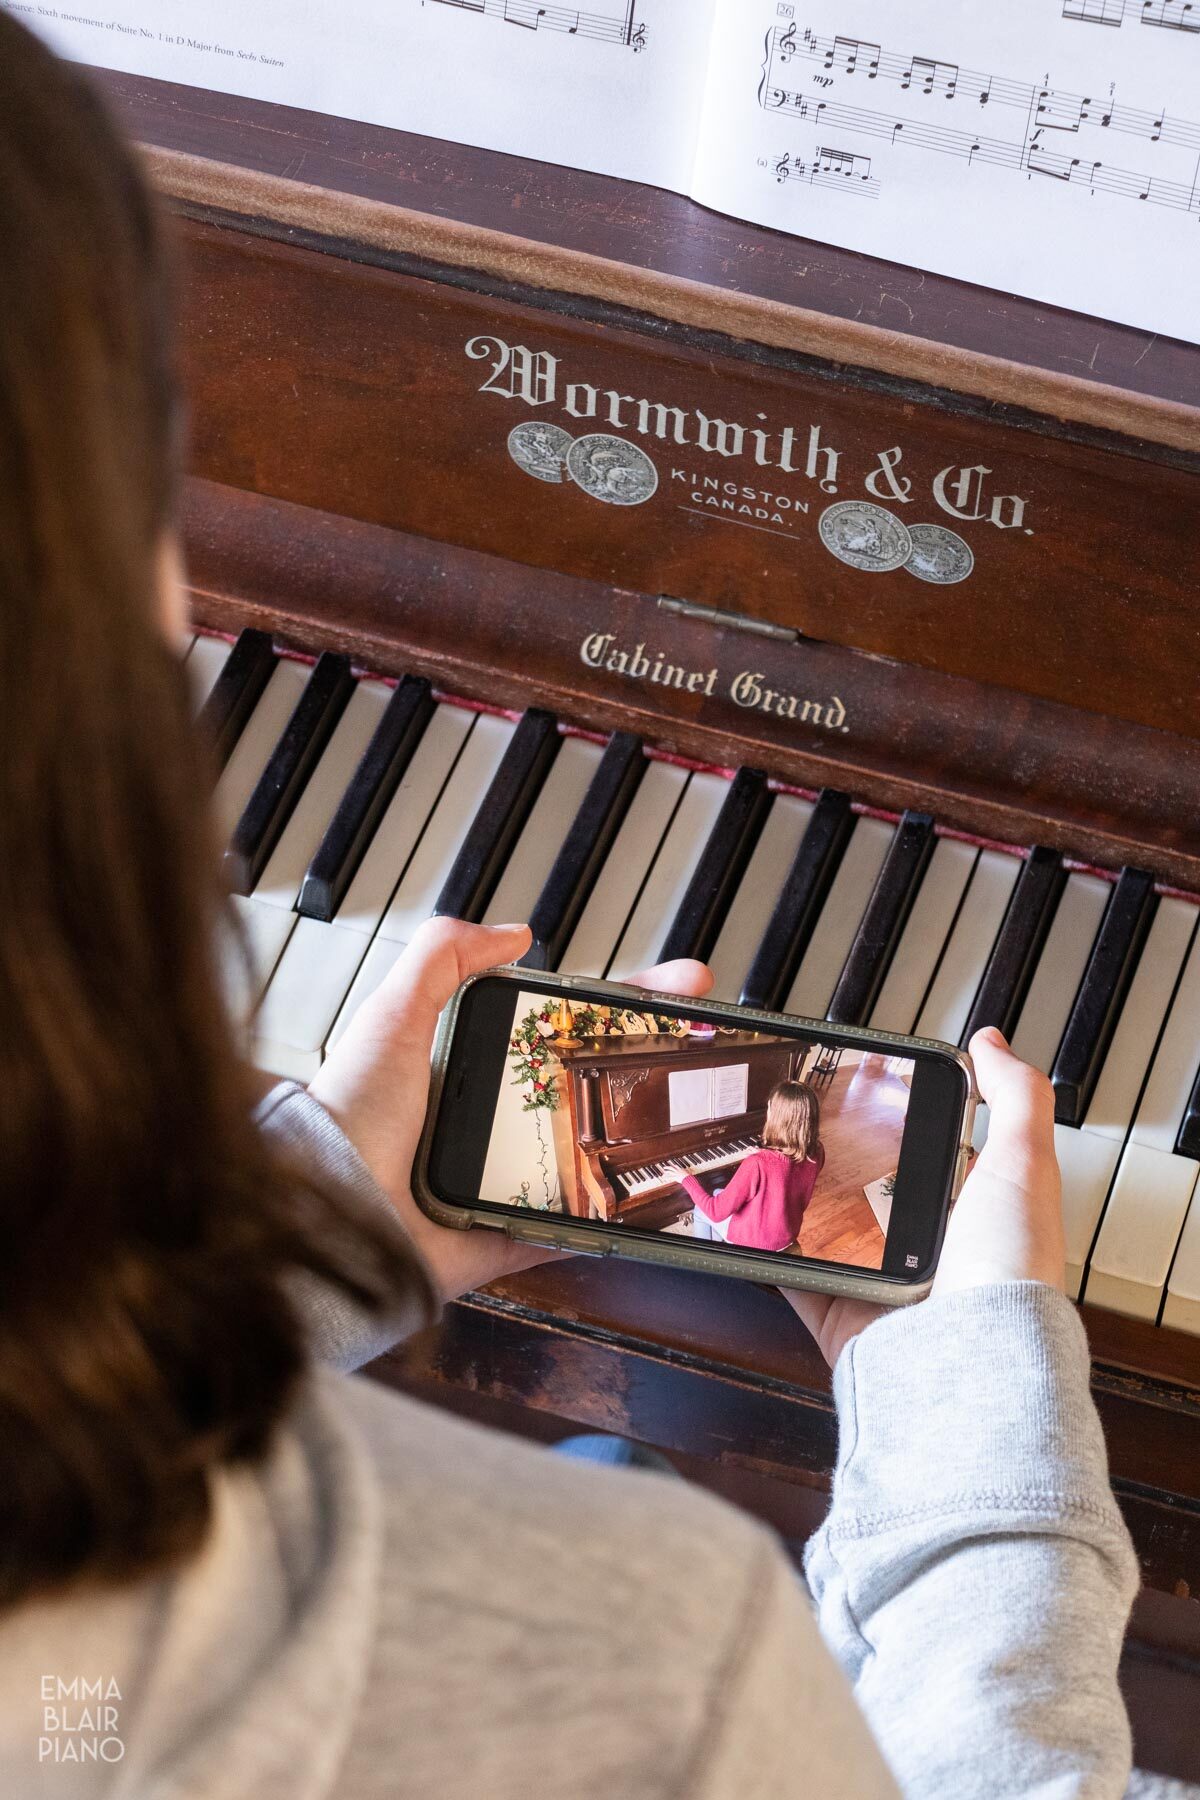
[93,68,1200,1779]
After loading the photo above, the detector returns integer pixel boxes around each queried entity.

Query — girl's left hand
[308,917,713,1303]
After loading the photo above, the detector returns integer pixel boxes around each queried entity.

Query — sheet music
[668,1068,712,1129]
[667,1062,750,1127]
[4,0,713,189]
[7,0,1195,338]
[690,0,1198,340]
[712,1062,750,1120]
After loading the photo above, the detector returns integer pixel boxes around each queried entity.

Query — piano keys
[196,634,1200,1339]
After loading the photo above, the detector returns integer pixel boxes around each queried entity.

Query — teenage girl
[668,1079,824,1252]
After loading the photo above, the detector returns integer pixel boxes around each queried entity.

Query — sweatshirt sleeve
[254,1079,441,1373]
[683,1156,760,1223]
[805,1282,1141,1800]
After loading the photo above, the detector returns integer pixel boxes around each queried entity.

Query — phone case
[414,971,978,1307]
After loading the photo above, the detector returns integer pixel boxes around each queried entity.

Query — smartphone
[416,971,977,1305]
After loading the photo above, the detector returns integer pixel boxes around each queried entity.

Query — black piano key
[1051,869,1157,1127]
[224,652,356,896]
[1176,1067,1200,1160]
[522,731,645,971]
[434,708,560,922]
[296,675,436,923]
[739,790,855,1011]
[961,845,1067,1046]
[197,629,276,770]
[826,811,937,1026]
[658,767,773,965]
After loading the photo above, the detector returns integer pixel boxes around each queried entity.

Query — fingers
[361,917,532,1054]
[968,1026,1056,1159]
[625,958,714,999]
[936,1027,1065,1296]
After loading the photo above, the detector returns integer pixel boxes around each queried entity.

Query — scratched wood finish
[373,1254,1200,1597]
[174,218,1200,741]
[184,480,1200,890]
[94,68,1200,417]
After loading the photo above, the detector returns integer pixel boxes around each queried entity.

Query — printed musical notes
[902,57,960,99]
[758,21,1200,222]
[1063,0,1125,22]
[1063,0,1198,29]
[425,0,646,48]
[772,146,880,199]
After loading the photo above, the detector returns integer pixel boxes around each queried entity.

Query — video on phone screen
[480,991,918,1270]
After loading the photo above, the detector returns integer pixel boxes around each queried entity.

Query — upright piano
[549,1030,806,1221]
[92,67,1199,1779]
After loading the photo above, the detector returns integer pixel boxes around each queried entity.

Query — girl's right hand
[782,1028,1064,1369]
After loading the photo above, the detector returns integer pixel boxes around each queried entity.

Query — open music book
[9,0,1197,342]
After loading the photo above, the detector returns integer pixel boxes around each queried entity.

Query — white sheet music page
[690,0,1200,341]
[5,0,714,190]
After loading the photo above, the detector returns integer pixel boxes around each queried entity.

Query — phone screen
[427,978,969,1285]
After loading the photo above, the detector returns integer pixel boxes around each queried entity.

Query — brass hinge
[656,595,800,644]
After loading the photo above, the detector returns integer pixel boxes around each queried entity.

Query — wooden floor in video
[791,1054,908,1268]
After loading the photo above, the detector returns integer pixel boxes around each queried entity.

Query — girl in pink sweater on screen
[669,1079,825,1253]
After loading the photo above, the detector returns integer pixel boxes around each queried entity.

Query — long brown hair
[0,17,429,1612]
[762,1080,822,1162]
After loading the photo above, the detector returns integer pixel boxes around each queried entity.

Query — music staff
[771,147,880,200]
[768,24,1199,150]
[423,0,646,48]
[1062,0,1198,30]
[760,24,1200,223]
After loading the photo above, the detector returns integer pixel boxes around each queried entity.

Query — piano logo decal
[580,633,850,734]
[507,422,659,505]
[470,333,1031,575]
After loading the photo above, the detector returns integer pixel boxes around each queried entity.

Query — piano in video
[549,1031,806,1222]
[88,65,1200,1778]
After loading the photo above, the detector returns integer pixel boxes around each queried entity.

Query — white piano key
[915,848,1022,1045]
[970,1101,991,1155]
[705,794,814,1003]
[1055,1124,1122,1301]
[869,837,978,1036]
[1082,897,1197,1140]
[1030,904,1189,1301]
[323,714,516,1050]
[1128,921,1200,1151]
[228,895,297,1016]
[226,680,388,1019]
[1009,872,1110,1075]
[1085,1142,1200,1321]
[1163,1194,1200,1335]
[253,680,392,913]
[212,659,309,840]
[253,703,475,1075]
[785,815,895,1021]
[483,736,606,926]
[375,712,516,947]
[607,772,730,981]
[559,759,688,977]
[187,634,231,713]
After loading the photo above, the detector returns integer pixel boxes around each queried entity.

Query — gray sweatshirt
[0,1082,1182,1799]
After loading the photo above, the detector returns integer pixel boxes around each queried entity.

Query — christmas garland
[507,1002,687,1113]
